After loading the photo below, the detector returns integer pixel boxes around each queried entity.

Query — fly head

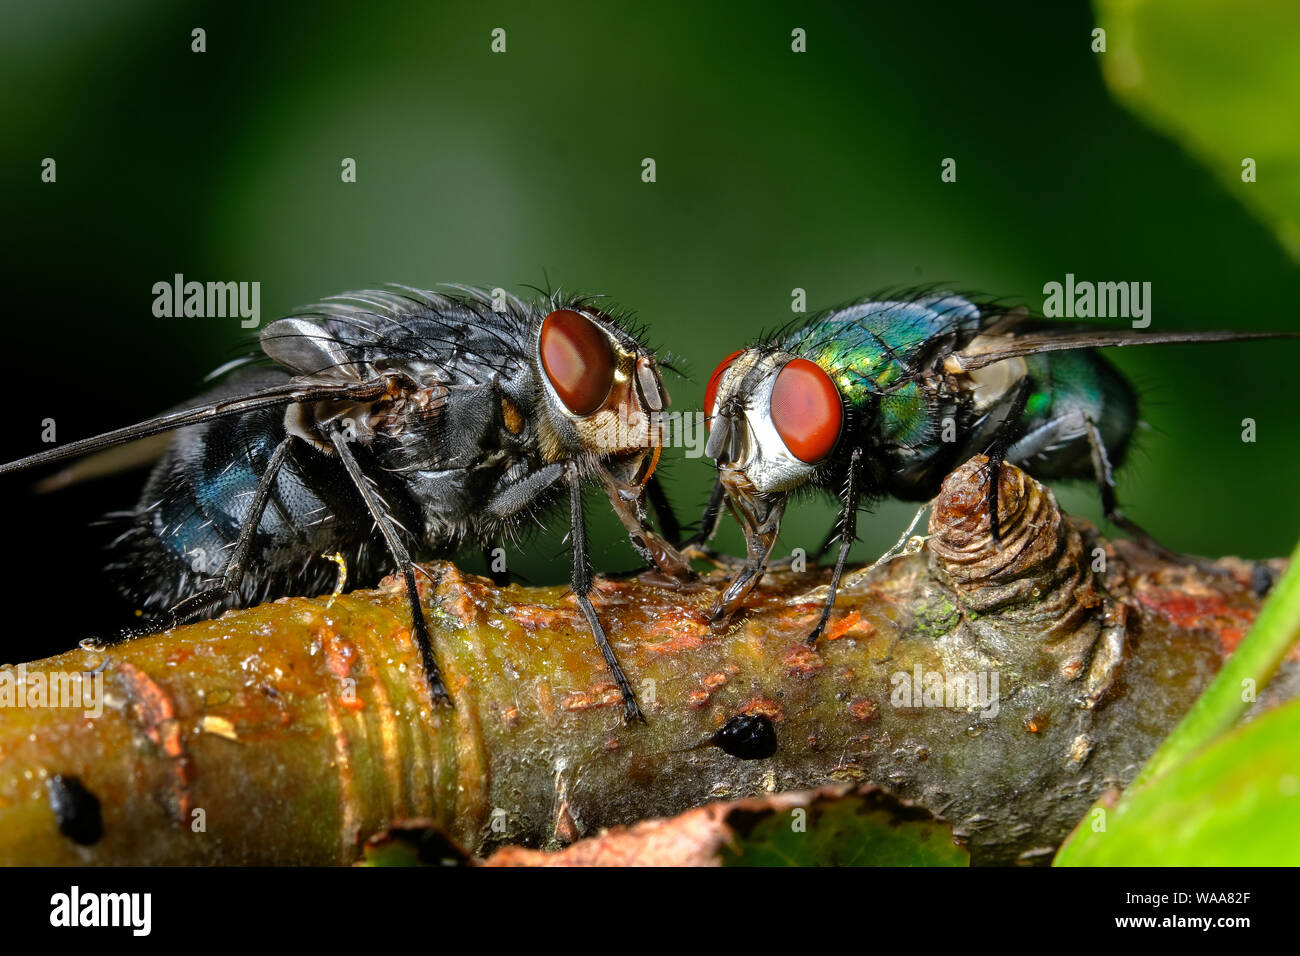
[534,304,669,493]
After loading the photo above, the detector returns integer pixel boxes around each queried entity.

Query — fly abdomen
[1008,350,1138,480]
[107,385,400,614]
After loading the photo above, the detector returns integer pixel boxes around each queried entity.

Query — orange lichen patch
[823,608,866,641]
[118,662,183,758]
[537,682,556,720]
[641,606,709,644]
[644,631,707,655]
[848,698,878,722]
[738,696,784,721]
[165,645,193,666]
[702,668,735,691]
[783,644,825,678]
[117,661,193,823]
[434,565,487,622]
[506,603,582,631]
[561,683,622,712]
[687,667,737,709]
[1133,585,1275,658]
[320,629,358,680]
[317,626,364,712]
[501,705,521,729]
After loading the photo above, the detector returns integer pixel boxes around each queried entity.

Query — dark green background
[3,0,1297,643]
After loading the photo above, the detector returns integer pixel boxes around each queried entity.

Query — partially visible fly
[0,285,691,722]
[695,291,1295,640]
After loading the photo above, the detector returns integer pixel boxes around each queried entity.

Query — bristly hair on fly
[1,281,695,724]
[691,283,1298,652]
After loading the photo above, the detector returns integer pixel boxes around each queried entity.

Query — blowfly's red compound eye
[703,350,745,427]
[770,358,843,463]
[540,309,615,415]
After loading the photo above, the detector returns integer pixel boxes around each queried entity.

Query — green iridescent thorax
[784,296,983,450]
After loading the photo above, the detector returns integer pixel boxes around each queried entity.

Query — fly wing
[261,285,533,388]
[33,433,175,492]
[32,365,277,491]
[4,287,537,480]
[946,327,1300,372]
[0,377,399,477]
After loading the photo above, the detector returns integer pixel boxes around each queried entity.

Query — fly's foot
[426,672,453,708]
[620,688,647,724]
[683,543,747,572]
[708,600,739,632]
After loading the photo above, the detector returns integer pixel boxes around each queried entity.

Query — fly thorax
[284,385,445,453]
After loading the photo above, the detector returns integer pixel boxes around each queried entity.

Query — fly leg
[162,436,297,627]
[108,435,297,644]
[805,447,864,646]
[681,473,726,551]
[329,426,451,708]
[1082,417,1230,577]
[569,467,644,723]
[681,474,747,571]
[983,379,1032,543]
[645,473,681,545]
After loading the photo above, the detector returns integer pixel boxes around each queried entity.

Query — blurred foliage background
[2,0,1298,652]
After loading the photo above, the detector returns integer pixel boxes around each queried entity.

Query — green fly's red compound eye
[704,350,745,426]
[770,358,843,463]
[540,309,615,415]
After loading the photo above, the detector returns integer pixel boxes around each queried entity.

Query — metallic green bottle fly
[692,291,1295,643]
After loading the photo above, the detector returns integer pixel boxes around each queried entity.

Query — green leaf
[1055,696,1300,865]
[1056,535,1300,865]
[1095,0,1300,258]
[1133,537,1300,788]
[720,789,969,867]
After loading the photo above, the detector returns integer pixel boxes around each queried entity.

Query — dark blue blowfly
[0,285,691,722]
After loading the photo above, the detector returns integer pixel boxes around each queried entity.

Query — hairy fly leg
[980,378,1032,543]
[680,473,748,572]
[480,460,656,720]
[568,467,644,723]
[328,426,450,708]
[1080,417,1229,576]
[599,473,694,581]
[805,447,864,645]
[645,473,681,547]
